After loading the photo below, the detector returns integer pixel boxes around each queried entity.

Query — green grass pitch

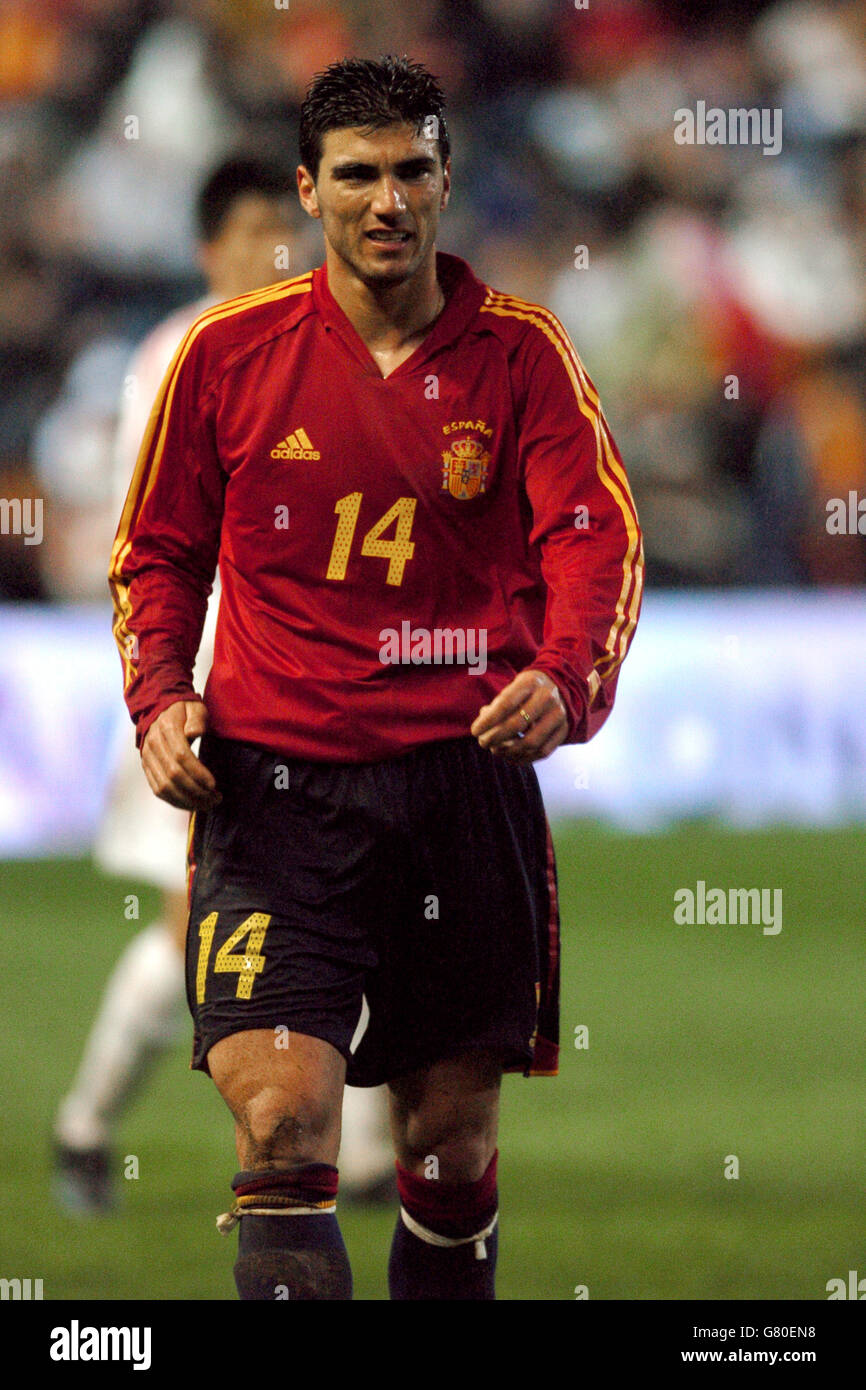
[1,822,862,1300]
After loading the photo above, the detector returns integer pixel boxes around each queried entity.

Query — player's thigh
[208,1028,346,1168]
[388,1048,504,1180]
[185,735,382,1166]
[353,737,553,1088]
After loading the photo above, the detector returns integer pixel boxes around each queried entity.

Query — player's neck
[325,251,444,352]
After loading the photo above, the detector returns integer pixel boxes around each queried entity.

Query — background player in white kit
[53,156,393,1213]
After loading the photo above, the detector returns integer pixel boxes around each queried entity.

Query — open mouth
[365,229,412,247]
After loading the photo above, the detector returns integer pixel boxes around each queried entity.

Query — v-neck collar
[311,251,488,380]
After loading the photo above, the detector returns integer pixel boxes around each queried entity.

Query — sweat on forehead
[320,124,442,165]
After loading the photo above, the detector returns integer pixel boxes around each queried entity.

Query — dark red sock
[395,1150,498,1237]
[389,1151,499,1300]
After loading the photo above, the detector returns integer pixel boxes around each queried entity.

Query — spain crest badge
[441,436,490,500]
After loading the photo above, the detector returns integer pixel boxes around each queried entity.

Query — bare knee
[397,1113,494,1182]
[207,1029,345,1171]
[390,1051,502,1182]
[236,1085,337,1169]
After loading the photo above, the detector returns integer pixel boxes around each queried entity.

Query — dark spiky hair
[299,55,449,181]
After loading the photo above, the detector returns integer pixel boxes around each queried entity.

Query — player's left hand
[471,669,568,763]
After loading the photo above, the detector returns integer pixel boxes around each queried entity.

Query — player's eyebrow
[330,157,437,179]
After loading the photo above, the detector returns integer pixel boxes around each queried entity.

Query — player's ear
[297,166,320,219]
[439,156,451,211]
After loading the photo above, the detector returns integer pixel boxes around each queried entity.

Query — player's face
[200,193,294,302]
[298,123,450,287]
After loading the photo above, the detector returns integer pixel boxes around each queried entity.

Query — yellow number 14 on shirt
[326,492,417,586]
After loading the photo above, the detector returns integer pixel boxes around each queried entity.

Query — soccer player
[54,155,394,1213]
[109,57,643,1299]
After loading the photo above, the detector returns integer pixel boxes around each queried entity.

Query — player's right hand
[141,699,222,811]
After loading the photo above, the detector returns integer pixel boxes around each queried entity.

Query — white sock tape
[399,1206,499,1260]
[216,1203,337,1234]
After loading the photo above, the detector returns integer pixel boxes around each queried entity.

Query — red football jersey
[110,252,643,762]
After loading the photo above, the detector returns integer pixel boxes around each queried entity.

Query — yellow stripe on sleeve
[480,290,644,689]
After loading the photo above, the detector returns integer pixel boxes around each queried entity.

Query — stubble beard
[334,219,436,293]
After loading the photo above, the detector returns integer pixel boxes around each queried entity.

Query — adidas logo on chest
[271,428,321,460]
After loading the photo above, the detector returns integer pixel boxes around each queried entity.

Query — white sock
[55,921,186,1150]
[338,1084,393,1187]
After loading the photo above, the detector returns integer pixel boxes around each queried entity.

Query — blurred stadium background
[1,0,864,1301]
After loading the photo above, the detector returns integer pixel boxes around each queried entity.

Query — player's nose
[370,175,407,216]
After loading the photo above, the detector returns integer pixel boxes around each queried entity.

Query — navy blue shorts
[185,733,560,1086]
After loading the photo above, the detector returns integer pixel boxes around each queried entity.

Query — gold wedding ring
[519,707,532,727]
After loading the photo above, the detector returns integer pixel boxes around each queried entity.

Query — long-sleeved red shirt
[109,252,643,762]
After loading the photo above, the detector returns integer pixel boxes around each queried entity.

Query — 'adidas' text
[271,427,321,460]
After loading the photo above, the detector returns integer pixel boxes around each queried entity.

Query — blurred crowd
[2,0,866,599]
